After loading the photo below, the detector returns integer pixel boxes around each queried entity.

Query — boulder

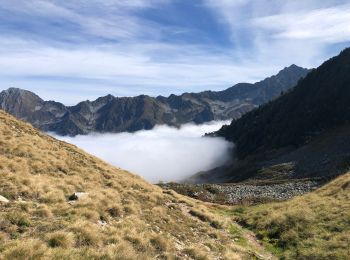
[69,192,88,201]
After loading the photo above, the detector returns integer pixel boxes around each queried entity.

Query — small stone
[98,220,107,228]
[204,245,211,252]
[0,195,9,203]
[154,226,160,232]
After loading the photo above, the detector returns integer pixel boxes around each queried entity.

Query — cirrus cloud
[0,0,349,104]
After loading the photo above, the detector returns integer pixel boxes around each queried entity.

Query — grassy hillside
[229,172,350,259]
[0,110,266,259]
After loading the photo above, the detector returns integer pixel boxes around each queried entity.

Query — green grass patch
[228,225,247,247]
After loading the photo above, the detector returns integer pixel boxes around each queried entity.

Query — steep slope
[218,48,350,159]
[232,171,350,259]
[0,65,308,136]
[192,48,350,184]
[0,110,267,259]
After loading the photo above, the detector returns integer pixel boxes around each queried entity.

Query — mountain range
[0,65,308,136]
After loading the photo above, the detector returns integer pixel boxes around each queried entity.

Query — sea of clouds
[53,121,233,183]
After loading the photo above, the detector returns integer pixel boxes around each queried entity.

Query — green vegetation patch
[231,173,350,259]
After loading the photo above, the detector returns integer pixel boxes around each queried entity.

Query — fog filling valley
[54,121,232,183]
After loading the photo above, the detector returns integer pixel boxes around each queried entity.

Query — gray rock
[0,195,9,203]
[69,192,88,201]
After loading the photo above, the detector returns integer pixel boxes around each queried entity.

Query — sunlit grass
[232,172,350,259]
[0,110,254,259]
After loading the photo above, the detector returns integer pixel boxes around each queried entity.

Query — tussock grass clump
[3,239,47,260]
[103,242,138,260]
[189,209,223,229]
[6,212,31,227]
[124,235,148,252]
[46,231,75,248]
[34,205,53,218]
[71,222,101,247]
[150,235,169,252]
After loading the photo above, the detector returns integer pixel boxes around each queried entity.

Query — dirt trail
[174,199,276,260]
[242,229,276,260]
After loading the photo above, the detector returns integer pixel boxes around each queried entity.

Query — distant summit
[0,65,309,136]
[191,47,350,184]
[218,48,350,159]
[0,88,43,116]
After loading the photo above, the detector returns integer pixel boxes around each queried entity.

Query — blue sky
[0,0,349,104]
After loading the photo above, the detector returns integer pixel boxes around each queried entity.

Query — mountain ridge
[217,48,350,158]
[190,47,350,184]
[0,64,309,136]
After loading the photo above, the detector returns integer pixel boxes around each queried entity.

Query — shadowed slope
[217,48,350,159]
[188,48,350,184]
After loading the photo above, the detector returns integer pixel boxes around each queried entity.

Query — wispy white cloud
[253,3,350,43]
[0,37,273,104]
[0,0,165,40]
[204,0,350,67]
[0,0,349,103]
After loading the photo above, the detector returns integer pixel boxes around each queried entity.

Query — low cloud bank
[54,121,233,183]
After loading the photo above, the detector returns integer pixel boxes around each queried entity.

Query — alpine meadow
[1,1,350,260]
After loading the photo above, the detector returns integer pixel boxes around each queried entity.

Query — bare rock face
[0,65,309,136]
[0,195,9,203]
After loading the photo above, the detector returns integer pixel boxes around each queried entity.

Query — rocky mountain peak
[0,87,43,104]
[0,88,44,117]
[276,64,310,77]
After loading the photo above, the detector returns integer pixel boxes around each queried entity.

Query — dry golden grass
[233,172,350,259]
[0,110,260,259]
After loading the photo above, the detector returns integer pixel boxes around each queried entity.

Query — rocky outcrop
[0,65,309,136]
